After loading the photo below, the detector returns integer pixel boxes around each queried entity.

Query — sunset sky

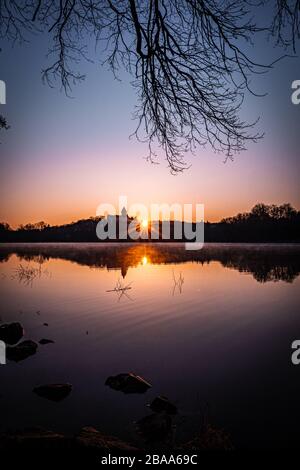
[0,23,299,228]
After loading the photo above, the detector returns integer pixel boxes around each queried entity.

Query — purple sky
[0,23,299,227]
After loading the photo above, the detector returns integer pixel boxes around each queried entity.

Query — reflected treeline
[0,243,299,283]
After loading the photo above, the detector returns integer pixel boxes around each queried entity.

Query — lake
[0,243,300,449]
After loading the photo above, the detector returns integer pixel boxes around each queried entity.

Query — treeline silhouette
[0,203,299,243]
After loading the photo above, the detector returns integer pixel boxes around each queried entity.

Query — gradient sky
[0,9,299,228]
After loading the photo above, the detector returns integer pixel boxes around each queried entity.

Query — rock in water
[0,427,68,451]
[105,373,151,394]
[33,384,72,402]
[0,427,141,461]
[6,340,38,362]
[75,427,140,454]
[149,395,178,415]
[178,424,233,451]
[136,413,173,442]
[39,338,54,345]
[0,322,24,345]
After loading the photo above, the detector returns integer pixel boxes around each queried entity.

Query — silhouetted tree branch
[0,114,9,141]
[0,1,299,171]
[0,115,9,129]
[270,0,300,51]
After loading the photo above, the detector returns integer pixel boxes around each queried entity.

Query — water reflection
[0,243,299,283]
[0,243,300,449]
[11,263,51,287]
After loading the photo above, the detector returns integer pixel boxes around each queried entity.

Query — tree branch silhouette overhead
[0,1,299,172]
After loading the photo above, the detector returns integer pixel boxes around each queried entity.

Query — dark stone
[75,427,140,454]
[105,373,151,394]
[0,427,68,451]
[6,340,38,362]
[33,383,72,402]
[149,395,178,415]
[178,424,233,451]
[0,426,141,461]
[136,413,173,442]
[43,323,49,326]
[0,322,24,345]
[39,338,54,345]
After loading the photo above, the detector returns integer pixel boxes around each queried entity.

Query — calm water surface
[0,243,299,449]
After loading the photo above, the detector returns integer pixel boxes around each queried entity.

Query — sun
[141,219,148,229]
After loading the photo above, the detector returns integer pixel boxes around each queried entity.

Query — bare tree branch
[270,0,300,51]
[0,1,299,171]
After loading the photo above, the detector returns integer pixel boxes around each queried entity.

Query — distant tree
[0,1,299,171]
[33,221,50,230]
[250,203,271,220]
[268,203,297,219]
[17,221,50,231]
[0,222,11,231]
[17,224,32,231]
[222,203,299,224]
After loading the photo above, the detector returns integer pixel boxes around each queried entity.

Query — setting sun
[141,219,148,229]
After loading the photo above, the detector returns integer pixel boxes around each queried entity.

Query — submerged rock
[75,427,140,454]
[105,373,151,394]
[136,413,173,442]
[33,383,72,402]
[0,427,141,460]
[39,338,54,345]
[149,395,178,415]
[0,322,24,345]
[178,424,233,451]
[0,427,68,451]
[6,340,38,362]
